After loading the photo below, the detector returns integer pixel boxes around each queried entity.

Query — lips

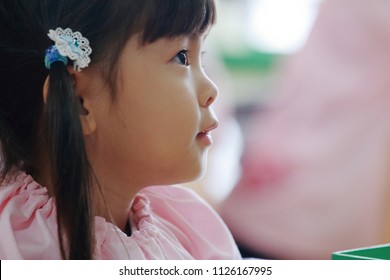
[196,121,218,146]
[201,121,218,134]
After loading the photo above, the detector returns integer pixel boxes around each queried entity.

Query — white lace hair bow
[47,27,92,71]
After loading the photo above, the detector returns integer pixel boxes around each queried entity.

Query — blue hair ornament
[44,45,68,69]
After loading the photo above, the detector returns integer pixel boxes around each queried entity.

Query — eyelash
[172,50,190,66]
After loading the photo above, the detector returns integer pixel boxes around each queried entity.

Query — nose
[198,73,218,108]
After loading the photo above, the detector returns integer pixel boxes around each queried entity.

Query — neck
[35,151,137,233]
[92,173,140,233]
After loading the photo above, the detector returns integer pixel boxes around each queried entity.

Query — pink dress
[0,172,241,259]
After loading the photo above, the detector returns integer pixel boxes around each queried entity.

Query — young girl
[0,0,241,260]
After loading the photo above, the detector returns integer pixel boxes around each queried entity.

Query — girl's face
[84,34,218,188]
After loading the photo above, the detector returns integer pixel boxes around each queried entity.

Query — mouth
[196,121,219,146]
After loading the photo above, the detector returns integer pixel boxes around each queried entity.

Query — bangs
[137,0,216,43]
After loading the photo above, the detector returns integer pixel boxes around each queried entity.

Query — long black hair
[0,0,216,259]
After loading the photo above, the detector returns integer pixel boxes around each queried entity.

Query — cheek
[127,78,199,147]
[103,67,202,182]
[137,98,199,156]
[122,96,201,182]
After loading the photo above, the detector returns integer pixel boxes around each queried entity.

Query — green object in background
[221,49,281,72]
[332,244,390,260]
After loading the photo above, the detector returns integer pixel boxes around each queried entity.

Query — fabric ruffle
[0,172,60,259]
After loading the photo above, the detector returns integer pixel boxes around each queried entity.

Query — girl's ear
[78,94,97,136]
[67,66,97,136]
[42,67,97,136]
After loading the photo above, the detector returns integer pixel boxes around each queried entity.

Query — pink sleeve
[0,173,61,259]
[138,186,241,260]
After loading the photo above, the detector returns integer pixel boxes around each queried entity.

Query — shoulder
[1,171,48,208]
[0,171,60,259]
[137,185,241,259]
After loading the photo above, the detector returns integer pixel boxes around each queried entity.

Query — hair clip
[45,27,92,72]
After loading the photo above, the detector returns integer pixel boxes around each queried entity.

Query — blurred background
[185,0,390,259]
[211,0,321,106]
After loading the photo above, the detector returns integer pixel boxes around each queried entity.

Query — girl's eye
[172,50,189,66]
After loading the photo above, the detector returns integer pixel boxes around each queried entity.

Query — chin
[173,163,207,185]
[159,153,208,185]
[185,161,208,182]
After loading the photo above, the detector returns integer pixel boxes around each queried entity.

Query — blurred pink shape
[220,0,390,259]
